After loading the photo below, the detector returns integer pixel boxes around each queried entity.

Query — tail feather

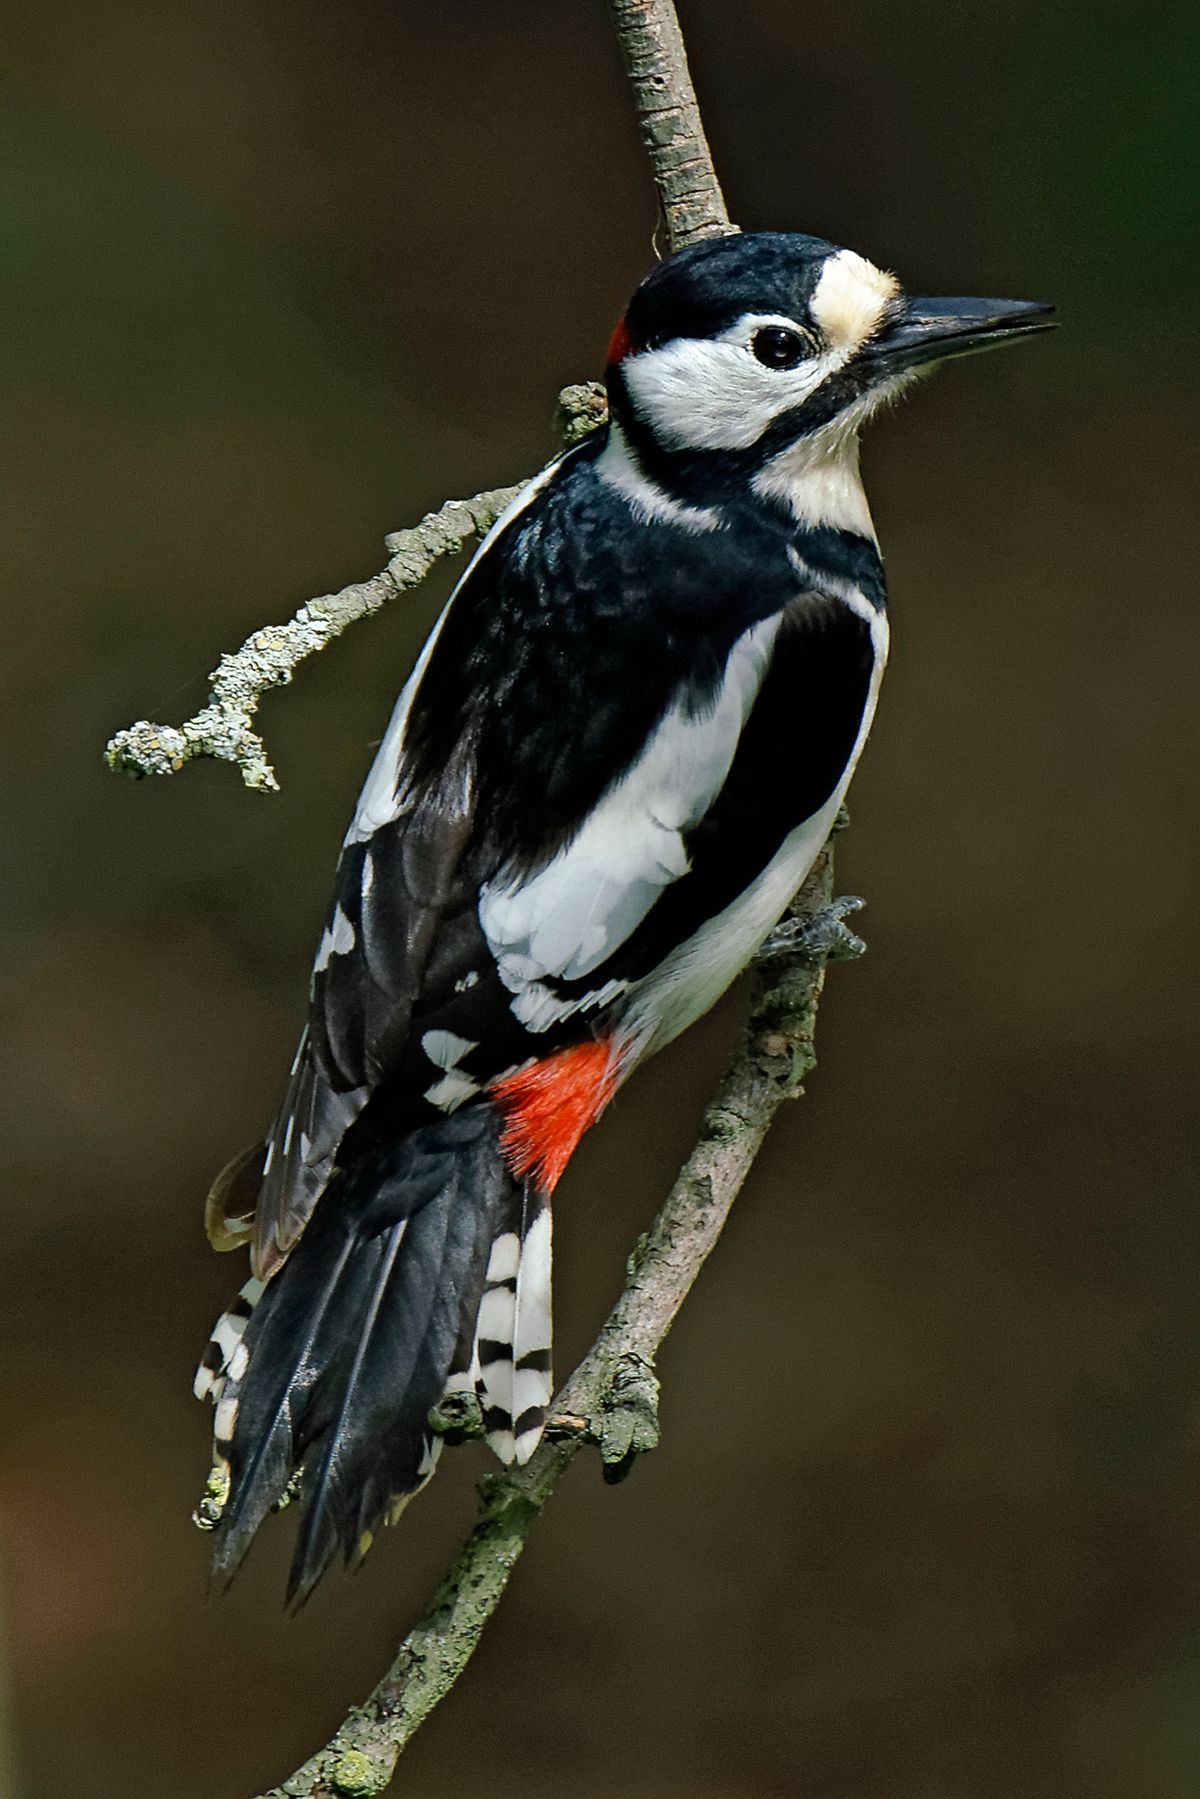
[476,1183,553,1465]
[193,1276,266,1403]
[200,1104,513,1603]
[290,1205,456,1600]
[206,1235,356,1578]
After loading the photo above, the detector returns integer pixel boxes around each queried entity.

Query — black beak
[868,295,1057,375]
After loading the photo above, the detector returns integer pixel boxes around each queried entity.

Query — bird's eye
[751,325,812,370]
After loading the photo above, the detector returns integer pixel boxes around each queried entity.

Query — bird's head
[605,232,1054,502]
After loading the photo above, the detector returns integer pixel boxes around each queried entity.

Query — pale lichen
[104,387,613,795]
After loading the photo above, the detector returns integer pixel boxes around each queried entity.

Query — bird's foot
[756,895,866,966]
[192,1457,231,1532]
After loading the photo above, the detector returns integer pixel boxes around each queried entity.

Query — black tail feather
[209,1104,513,1602]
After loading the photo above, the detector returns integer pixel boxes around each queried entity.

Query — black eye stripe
[750,325,813,370]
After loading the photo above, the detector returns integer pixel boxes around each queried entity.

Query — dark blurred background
[2,1,1198,1794]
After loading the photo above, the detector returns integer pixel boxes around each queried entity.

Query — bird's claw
[756,895,866,966]
[192,1458,231,1532]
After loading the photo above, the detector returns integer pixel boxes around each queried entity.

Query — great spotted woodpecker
[194,231,1053,1602]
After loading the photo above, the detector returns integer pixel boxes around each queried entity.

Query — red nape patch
[492,1040,619,1192]
[606,316,634,366]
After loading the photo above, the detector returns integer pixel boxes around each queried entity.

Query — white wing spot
[213,1394,239,1444]
[487,1233,521,1282]
[330,906,355,954]
[421,1029,479,1071]
[212,1314,248,1361]
[478,1285,516,1341]
[508,975,627,1034]
[424,1070,480,1111]
[313,904,355,973]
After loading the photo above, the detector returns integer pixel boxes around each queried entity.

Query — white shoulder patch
[619,593,889,1061]
[479,617,780,1007]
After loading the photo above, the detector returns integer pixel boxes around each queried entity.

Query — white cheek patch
[809,249,899,353]
[622,325,831,453]
[621,258,895,457]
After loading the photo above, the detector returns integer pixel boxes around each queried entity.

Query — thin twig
[103,489,522,793]
[102,386,608,793]
[607,0,735,248]
[254,849,845,1799]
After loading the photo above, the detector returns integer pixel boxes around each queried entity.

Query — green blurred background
[2,1,1198,1794]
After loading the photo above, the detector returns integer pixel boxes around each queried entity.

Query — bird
[193,230,1053,1604]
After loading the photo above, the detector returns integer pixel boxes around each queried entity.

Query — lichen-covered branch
[103,487,521,793]
[103,380,610,792]
[255,850,848,1799]
[607,0,734,250]
[103,488,517,792]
